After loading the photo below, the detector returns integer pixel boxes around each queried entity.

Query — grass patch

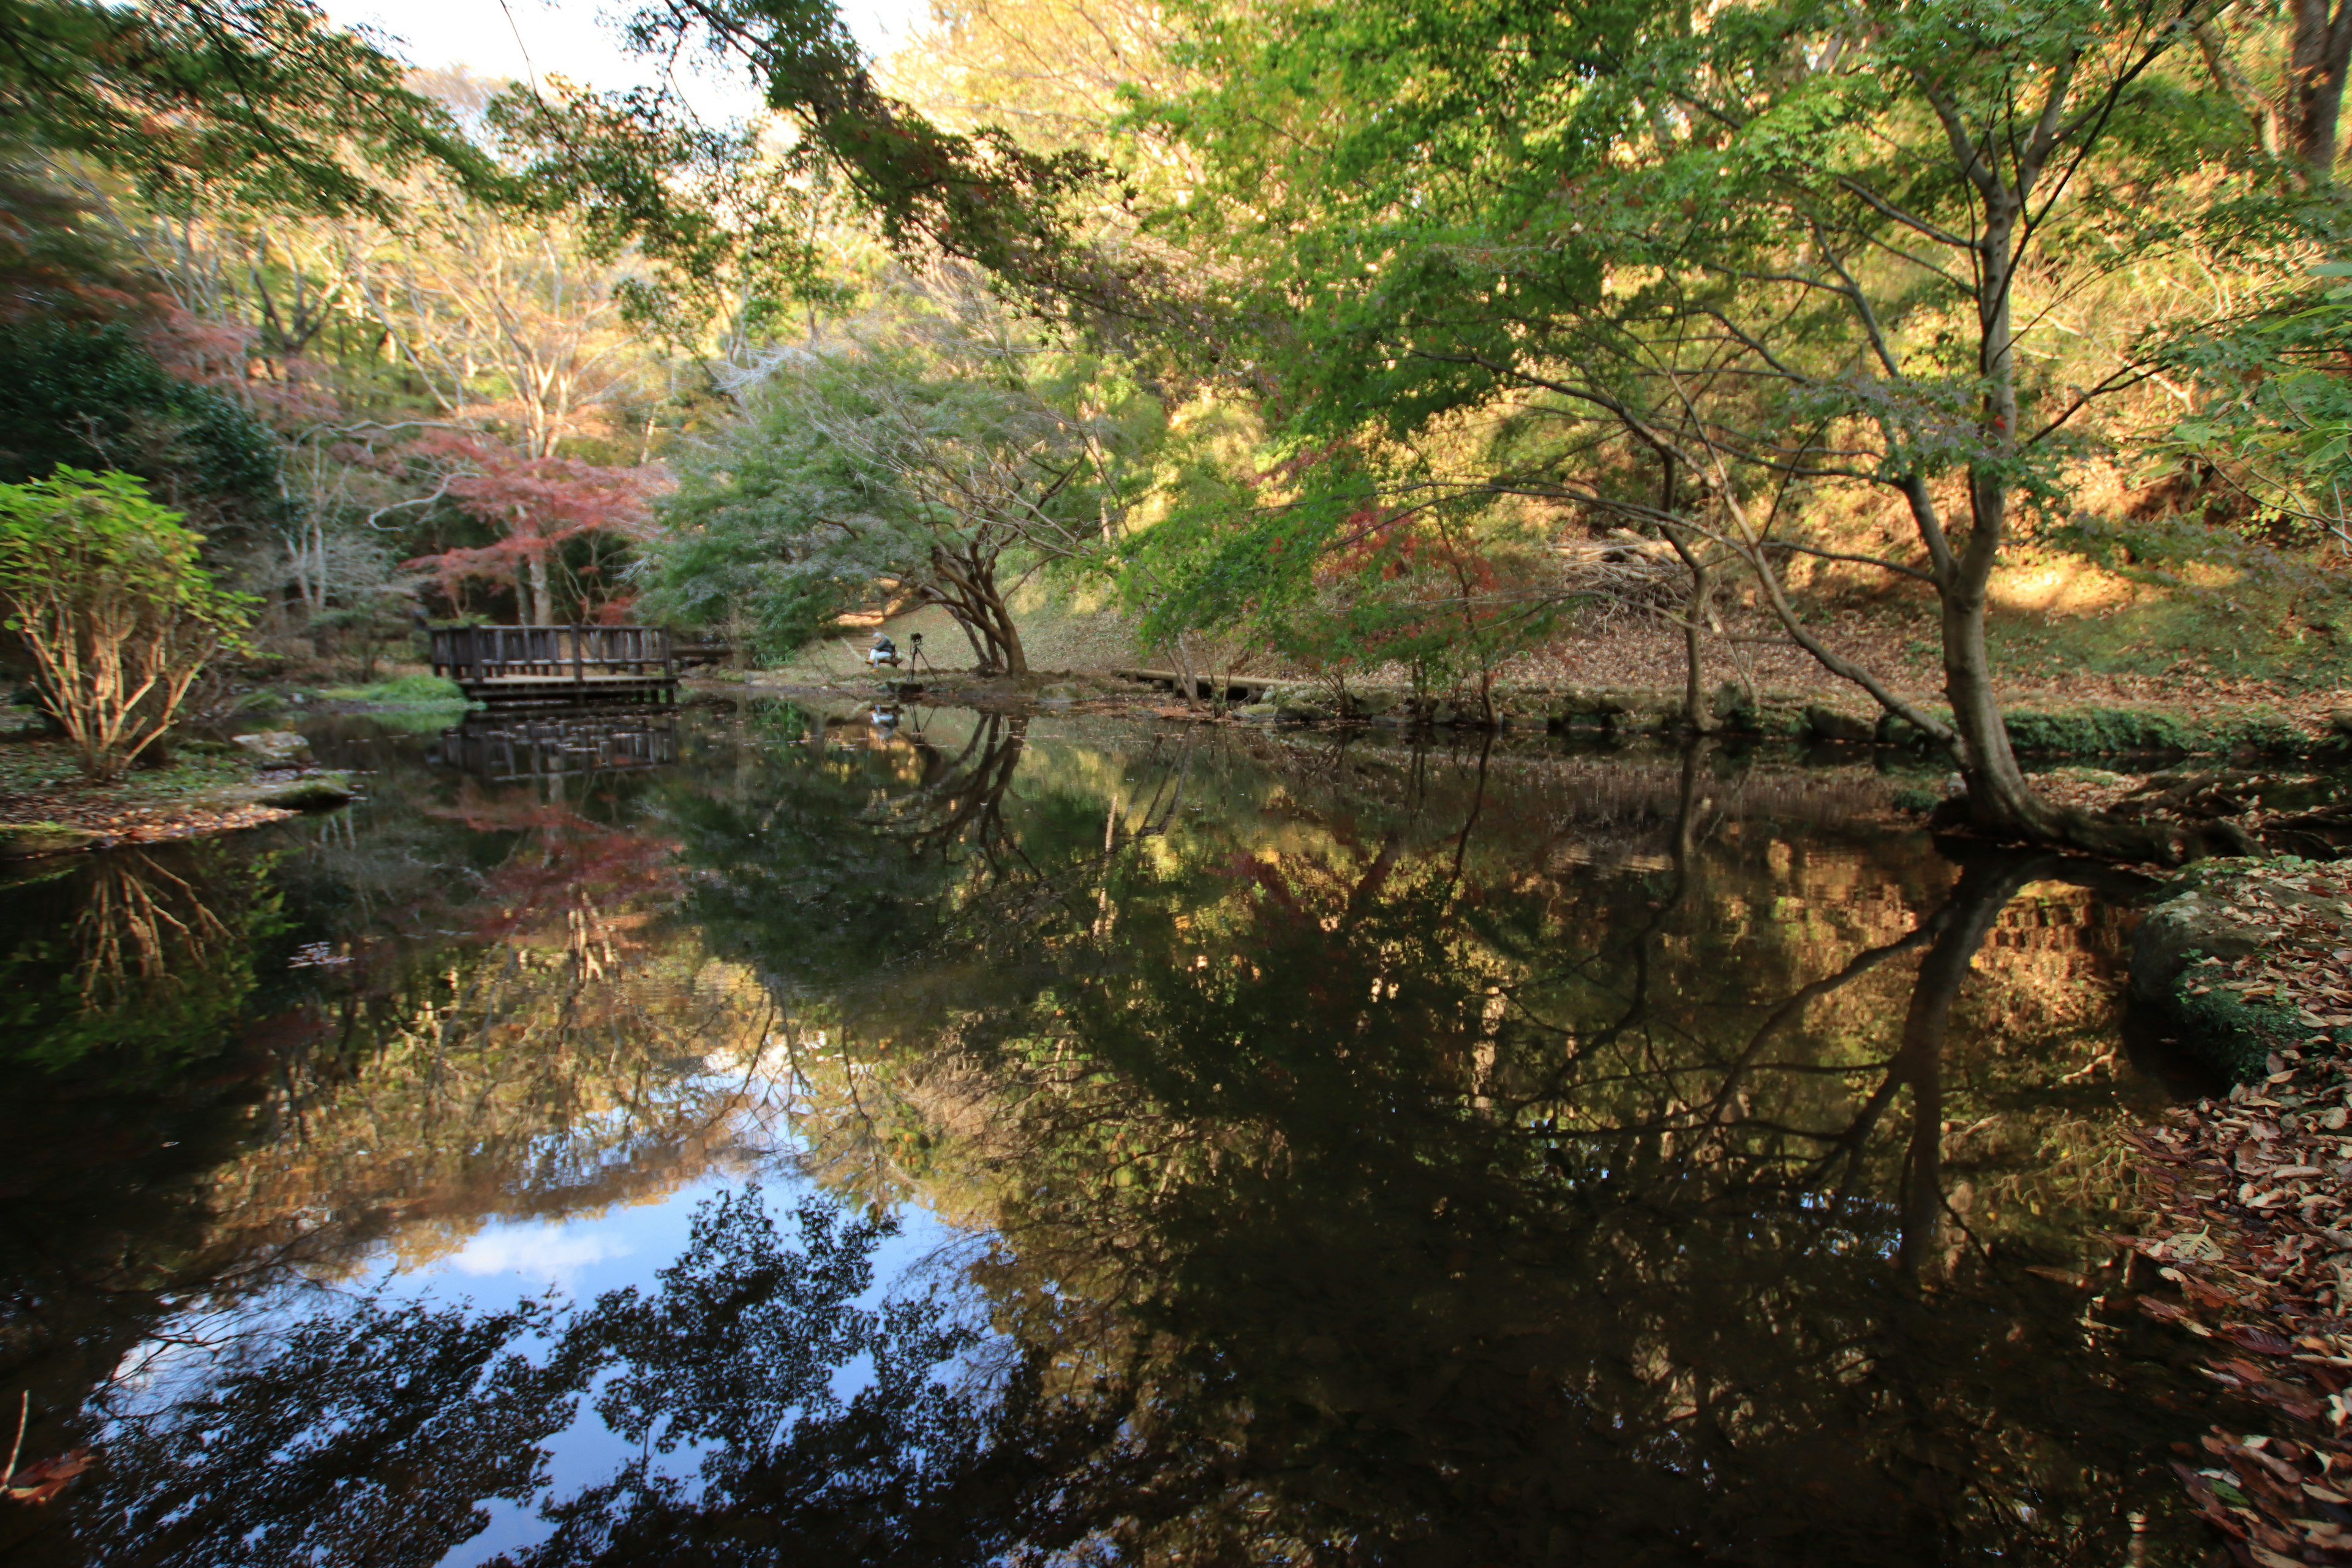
[317,674,470,708]
[2003,516,2352,690]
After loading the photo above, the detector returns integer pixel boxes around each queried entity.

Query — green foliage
[317,673,470,708]
[487,0,1107,336]
[483,80,847,339]
[0,318,280,512]
[0,468,251,631]
[2163,252,2352,548]
[0,0,497,220]
[1114,0,2287,797]
[644,298,1153,668]
[0,467,253,778]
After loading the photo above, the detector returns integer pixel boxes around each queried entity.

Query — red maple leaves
[401,434,669,620]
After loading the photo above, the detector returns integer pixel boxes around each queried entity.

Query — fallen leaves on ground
[2129,863,2352,1564]
[0,738,300,848]
[2028,767,2152,814]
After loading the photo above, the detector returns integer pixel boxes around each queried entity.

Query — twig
[7,1390,27,1485]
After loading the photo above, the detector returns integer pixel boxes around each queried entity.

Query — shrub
[0,468,252,782]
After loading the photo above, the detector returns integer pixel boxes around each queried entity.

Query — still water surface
[0,701,2239,1564]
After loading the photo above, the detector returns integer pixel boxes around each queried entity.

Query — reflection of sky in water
[111,1140,968,1568]
[393,1165,968,1568]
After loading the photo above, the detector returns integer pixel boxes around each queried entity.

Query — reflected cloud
[445,1224,631,1284]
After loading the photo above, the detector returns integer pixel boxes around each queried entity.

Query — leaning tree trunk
[1882,194,2253,864]
[977,568,1027,677]
[931,545,1028,677]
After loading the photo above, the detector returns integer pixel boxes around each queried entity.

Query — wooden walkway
[1115,668,1274,703]
[431,625,679,704]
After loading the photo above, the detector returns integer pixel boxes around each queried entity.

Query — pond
[0,700,2245,1566]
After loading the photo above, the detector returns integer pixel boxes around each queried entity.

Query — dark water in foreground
[0,702,2244,1565]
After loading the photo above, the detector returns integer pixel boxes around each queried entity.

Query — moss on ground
[0,741,251,805]
[2131,858,2352,1084]
[2003,705,2319,758]
[2163,982,2315,1082]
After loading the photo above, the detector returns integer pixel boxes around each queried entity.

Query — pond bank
[734,667,2352,759]
[2124,859,2352,1565]
[0,728,356,858]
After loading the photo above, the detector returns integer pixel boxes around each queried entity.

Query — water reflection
[0,707,2230,1564]
[432,710,680,784]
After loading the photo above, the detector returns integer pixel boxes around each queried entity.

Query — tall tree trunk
[1948,194,2054,836]
[2291,0,2352,178]
[528,551,553,627]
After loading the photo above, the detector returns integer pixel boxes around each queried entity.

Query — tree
[403,435,665,626]
[652,292,1148,672]
[333,186,649,464]
[2163,254,2352,550]
[481,0,1114,337]
[0,467,251,780]
[0,151,284,530]
[2184,0,2352,178]
[1134,0,2256,856]
[0,0,493,221]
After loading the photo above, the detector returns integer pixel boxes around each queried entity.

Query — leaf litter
[2124,862,2352,1564]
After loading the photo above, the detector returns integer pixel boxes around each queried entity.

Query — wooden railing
[429,625,675,684]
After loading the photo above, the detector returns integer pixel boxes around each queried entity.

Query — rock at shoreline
[233,730,312,766]
[0,823,96,858]
[1804,704,1876,744]
[253,772,356,810]
[2131,858,2352,1082]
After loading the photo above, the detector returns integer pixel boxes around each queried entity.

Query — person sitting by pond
[867,632,900,669]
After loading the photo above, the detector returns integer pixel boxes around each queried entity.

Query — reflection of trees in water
[74,1190,1174,1568]
[0,844,292,1555]
[0,843,281,1068]
[11,727,2218,1567]
[754,737,2209,1564]
[195,793,783,1284]
[0,792,788,1564]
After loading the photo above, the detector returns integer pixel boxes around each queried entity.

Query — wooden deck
[1114,668,1274,703]
[431,625,679,704]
